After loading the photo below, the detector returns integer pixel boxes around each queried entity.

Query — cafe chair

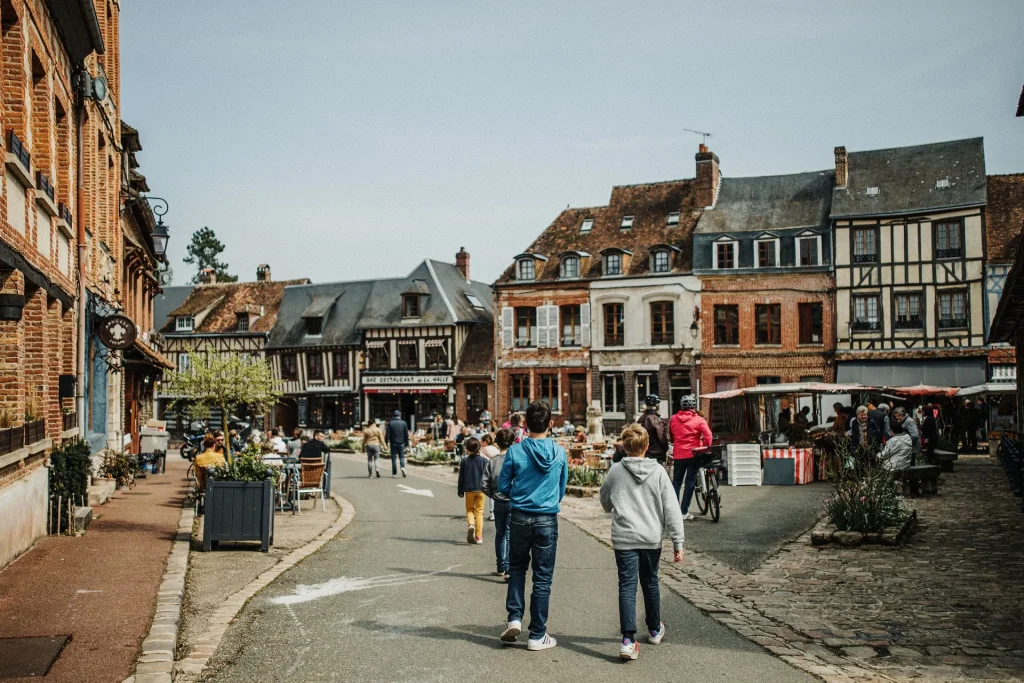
[296,461,327,513]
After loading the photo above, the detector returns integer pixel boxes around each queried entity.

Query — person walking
[636,394,668,463]
[482,428,515,579]
[362,420,384,478]
[600,424,685,661]
[498,401,568,652]
[667,395,712,521]
[385,410,410,478]
[457,437,487,544]
[921,402,939,465]
[480,433,500,521]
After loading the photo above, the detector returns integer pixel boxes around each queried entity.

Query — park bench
[933,449,959,473]
[899,464,940,496]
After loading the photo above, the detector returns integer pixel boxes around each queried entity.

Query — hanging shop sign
[98,314,138,350]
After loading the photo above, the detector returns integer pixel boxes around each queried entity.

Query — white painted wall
[589,274,702,352]
[0,466,48,570]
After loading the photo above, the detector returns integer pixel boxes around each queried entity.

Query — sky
[119,1,1024,287]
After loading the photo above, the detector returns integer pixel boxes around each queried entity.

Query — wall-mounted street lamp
[690,306,701,339]
[146,196,170,258]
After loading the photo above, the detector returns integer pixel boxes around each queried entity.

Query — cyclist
[637,395,669,464]
[668,394,712,521]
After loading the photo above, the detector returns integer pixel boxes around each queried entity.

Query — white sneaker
[527,634,557,651]
[500,620,521,642]
[401,468,407,478]
[619,639,639,660]
[648,622,666,644]
[682,513,695,521]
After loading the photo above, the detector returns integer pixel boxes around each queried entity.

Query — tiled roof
[497,179,701,283]
[162,279,309,335]
[831,138,986,218]
[454,323,494,377]
[985,173,1024,263]
[696,170,834,234]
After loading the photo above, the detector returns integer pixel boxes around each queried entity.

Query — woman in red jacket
[668,394,712,520]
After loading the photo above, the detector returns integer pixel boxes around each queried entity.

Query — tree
[163,348,281,460]
[183,227,237,284]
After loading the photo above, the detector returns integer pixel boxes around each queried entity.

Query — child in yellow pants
[457,437,487,544]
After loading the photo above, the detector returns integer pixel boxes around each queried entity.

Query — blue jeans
[614,549,662,639]
[492,500,511,573]
[390,443,406,475]
[506,511,558,639]
[672,459,699,514]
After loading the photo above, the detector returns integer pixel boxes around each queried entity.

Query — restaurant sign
[363,375,453,386]
[98,314,138,350]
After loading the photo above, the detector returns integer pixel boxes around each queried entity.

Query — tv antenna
[683,128,713,145]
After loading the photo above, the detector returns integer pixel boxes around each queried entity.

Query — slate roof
[153,286,193,332]
[696,170,834,234]
[161,279,308,335]
[831,138,987,218]
[454,323,494,377]
[268,281,373,349]
[985,173,1024,263]
[497,179,702,283]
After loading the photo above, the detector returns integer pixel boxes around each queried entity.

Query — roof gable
[161,279,308,335]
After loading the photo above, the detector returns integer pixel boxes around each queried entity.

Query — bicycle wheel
[695,470,708,514]
[709,476,721,522]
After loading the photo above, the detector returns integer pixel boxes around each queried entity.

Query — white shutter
[548,305,560,347]
[537,306,548,347]
[580,303,592,347]
[501,307,514,348]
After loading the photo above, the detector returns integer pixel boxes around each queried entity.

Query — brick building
[694,162,836,411]
[982,173,1024,383]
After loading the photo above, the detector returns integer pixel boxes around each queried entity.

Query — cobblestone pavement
[340,454,1024,682]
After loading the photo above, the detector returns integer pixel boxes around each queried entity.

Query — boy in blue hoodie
[498,400,568,652]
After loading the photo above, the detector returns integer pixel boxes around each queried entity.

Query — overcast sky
[120,1,1024,286]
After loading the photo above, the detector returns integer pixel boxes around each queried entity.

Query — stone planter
[811,510,917,548]
[408,459,449,467]
[203,479,274,552]
[565,485,600,498]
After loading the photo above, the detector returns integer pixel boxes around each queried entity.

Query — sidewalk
[0,453,190,683]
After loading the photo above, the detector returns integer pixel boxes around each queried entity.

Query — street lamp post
[144,196,170,258]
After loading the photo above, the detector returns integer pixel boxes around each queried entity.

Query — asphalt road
[204,459,814,683]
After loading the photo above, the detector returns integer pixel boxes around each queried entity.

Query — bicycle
[691,446,723,523]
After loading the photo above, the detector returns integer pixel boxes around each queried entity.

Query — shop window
[798,302,823,344]
[602,374,625,414]
[539,373,559,411]
[397,341,419,369]
[650,301,674,345]
[307,353,324,381]
[510,374,530,412]
[755,304,781,344]
[604,302,624,346]
[333,352,349,380]
[714,305,739,345]
[280,353,297,380]
[515,307,537,347]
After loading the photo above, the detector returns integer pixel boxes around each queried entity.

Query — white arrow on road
[397,484,434,497]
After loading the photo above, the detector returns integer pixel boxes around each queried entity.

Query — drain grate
[0,635,70,678]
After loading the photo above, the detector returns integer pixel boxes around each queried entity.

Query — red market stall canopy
[702,383,877,401]
[883,384,959,398]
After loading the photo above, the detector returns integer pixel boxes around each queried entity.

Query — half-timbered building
[832,138,989,386]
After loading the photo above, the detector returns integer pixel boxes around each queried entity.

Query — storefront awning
[837,358,986,388]
[424,339,447,348]
[366,339,388,349]
[124,339,173,370]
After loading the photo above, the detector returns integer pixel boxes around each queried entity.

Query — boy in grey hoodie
[600,424,685,661]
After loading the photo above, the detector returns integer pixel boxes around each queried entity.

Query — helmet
[644,394,660,409]
[679,394,698,411]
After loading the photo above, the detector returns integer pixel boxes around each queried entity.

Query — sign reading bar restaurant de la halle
[362,374,452,394]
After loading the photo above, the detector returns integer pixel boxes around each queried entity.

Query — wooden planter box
[24,419,45,445]
[0,425,25,456]
[203,479,275,552]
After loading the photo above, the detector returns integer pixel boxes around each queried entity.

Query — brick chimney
[200,267,216,285]
[455,247,470,281]
[256,264,271,282]
[695,144,720,209]
[834,146,848,189]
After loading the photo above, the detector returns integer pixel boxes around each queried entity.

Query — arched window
[560,256,579,279]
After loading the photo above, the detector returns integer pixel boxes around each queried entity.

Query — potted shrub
[202,446,278,552]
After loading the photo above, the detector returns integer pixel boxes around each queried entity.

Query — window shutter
[537,306,549,347]
[548,305,560,347]
[501,307,514,348]
[580,303,592,347]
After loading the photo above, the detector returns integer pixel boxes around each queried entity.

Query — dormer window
[304,317,322,337]
[517,258,535,281]
[560,256,579,279]
[667,212,680,226]
[866,186,879,197]
[935,178,950,189]
[604,253,622,276]
[796,232,823,267]
[581,218,594,233]
[712,239,737,270]
[236,313,249,332]
[402,294,421,318]
[175,316,194,332]
[651,249,670,273]
[620,215,634,230]
[754,235,780,268]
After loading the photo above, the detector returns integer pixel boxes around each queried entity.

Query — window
[560,256,579,279]
[894,293,923,329]
[560,304,582,346]
[714,305,739,345]
[620,215,634,230]
[580,218,594,233]
[637,373,659,413]
[402,294,421,318]
[539,373,559,411]
[602,374,626,414]
[755,239,778,268]
[667,212,680,226]
[757,376,781,385]
[368,344,390,369]
[307,353,324,381]
[397,341,418,369]
[280,353,297,380]
[177,353,190,373]
[938,290,967,329]
[175,316,194,332]
[604,303,624,346]
[853,228,877,263]
[650,301,674,345]
[510,374,530,411]
[715,376,738,392]
[797,236,820,266]
[517,258,535,281]
[651,249,670,273]
[425,342,449,369]
[866,187,879,197]
[936,178,950,189]
[604,253,622,276]
[853,295,880,331]
[465,294,484,309]
[755,304,781,344]
[304,317,322,336]
[236,313,249,332]
[714,241,736,269]
[935,220,963,259]
[333,352,349,380]
[515,307,537,348]
[798,302,823,344]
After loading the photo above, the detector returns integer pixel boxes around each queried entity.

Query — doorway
[464,383,487,425]
[568,374,588,423]
[669,369,692,415]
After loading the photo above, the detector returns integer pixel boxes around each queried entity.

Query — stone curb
[810,510,918,548]
[170,492,355,681]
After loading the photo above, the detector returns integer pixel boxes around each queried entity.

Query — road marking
[271,565,461,606]
[397,484,434,497]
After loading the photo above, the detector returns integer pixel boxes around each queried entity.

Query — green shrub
[49,439,91,533]
[821,438,911,533]
[99,451,138,489]
[413,446,450,462]
[568,465,605,487]
[207,444,280,485]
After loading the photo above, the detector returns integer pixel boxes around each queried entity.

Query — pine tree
[183,226,237,284]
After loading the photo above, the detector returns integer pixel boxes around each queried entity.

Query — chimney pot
[257,264,271,282]
[455,247,470,280]
[834,146,848,189]
[695,146,721,209]
[200,267,216,285]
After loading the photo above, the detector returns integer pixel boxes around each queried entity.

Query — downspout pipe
[75,73,87,433]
